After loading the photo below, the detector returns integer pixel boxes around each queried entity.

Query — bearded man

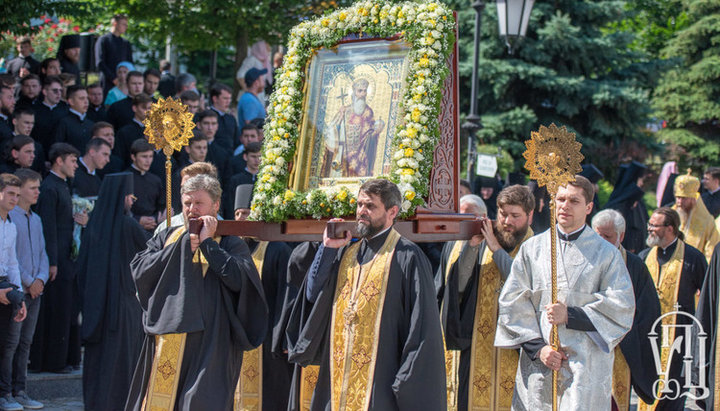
[637,207,707,411]
[672,172,720,261]
[322,78,386,178]
[286,179,446,410]
[437,185,535,411]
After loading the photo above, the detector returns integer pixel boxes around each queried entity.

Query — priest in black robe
[695,243,720,410]
[77,173,149,410]
[604,161,649,254]
[701,167,720,218]
[286,179,446,410]
[57,35,81,84]
[31,77,69,155]
[591,209,662,409]
[125,174,267,410]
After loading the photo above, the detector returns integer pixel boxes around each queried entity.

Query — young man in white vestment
[494,175,635,410]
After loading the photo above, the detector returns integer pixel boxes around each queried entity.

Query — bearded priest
[286,179,446,410]
[437,185,535,411]
[494,175,635,410]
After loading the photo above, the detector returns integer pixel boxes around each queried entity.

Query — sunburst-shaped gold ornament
[523,124,584,195]
[143,97,195,156]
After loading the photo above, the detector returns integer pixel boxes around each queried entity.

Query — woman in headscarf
[77,173,150,410]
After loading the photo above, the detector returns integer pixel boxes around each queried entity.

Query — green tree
[652,0,720,166]
[0,0,96,34]
[444,0,656,175]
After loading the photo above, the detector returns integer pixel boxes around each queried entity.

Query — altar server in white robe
[494,175,635,410]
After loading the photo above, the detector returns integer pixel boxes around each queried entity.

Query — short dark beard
[494,223,528,251]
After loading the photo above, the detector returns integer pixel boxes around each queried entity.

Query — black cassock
[604,162,648,254]
[695,243,720,410]
[619,251,662,404]
[77,173,150,410]
[126,228,268,410]
[246,239,295,411]
[286,230,447,411]
[640,242,707,411]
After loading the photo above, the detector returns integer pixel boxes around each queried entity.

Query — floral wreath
[250,0,456,222]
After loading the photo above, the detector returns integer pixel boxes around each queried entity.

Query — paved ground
[39,397,83,411]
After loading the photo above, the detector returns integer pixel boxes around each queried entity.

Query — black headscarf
[77,173,141,342]
[57,34,81,82]
[473,176,502,219]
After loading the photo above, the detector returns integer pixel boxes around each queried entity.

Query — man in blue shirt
[237,68,267,127]
[5,169,47,410]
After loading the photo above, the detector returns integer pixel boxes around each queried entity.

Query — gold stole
[299,365,320,411]
[611,247,632,411]
[234,241,269,411]
[142,227,214,410]
[330,229,400,411]
[467,231,530,411]
[443,240,465,411]
[638,241,685,411]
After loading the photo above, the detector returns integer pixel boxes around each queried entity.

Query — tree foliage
[443,0,658,174]
[0,0,97,35]
[653,0,720,166]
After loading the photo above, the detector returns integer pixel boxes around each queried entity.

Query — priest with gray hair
[126,174,268,410]
[591,209,661,410]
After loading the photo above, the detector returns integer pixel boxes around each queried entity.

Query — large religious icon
[290,38,411,193]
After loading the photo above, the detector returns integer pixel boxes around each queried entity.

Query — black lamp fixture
[464,0,535,187]
[496,0,535,53]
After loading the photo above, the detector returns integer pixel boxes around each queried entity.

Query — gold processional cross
[523,123,583,411]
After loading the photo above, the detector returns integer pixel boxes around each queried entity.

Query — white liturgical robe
[494,227,635,410]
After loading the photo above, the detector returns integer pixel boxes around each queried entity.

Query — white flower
[401,200,411,212]
[275,157,286,167]
[273,196,282,206]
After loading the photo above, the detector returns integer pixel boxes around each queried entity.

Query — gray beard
[646,233,661,247]
[357,220,381,238]
[352,97,366,116]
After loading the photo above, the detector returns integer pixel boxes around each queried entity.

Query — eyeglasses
[47,88,63,93]
[647,223,669,229]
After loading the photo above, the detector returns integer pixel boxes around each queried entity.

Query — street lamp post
[463,0,535,188]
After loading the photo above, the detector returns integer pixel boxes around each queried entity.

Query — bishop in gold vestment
[673,172,720,261]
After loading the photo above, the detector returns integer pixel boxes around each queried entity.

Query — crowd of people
[1,11,720,411]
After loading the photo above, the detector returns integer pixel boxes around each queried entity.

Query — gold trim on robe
[674,200,720,261]
[330,229,400,411]
[234,241,269,411]
[467,230,530,411]
[299,365,320,411]
[638,241,685,410]
[443,240,465,411]
[611,247,631,411]
[143,227,214,411]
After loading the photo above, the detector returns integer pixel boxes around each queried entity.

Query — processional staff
[523,123,583,411]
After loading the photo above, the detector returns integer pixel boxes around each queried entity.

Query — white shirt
[0,215,22,288]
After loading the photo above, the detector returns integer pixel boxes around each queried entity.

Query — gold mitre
[674,169,700,198]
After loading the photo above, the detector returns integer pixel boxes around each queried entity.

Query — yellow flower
[302,200,308,205]
[401,168,415,176]
[338,12,347,21]
[404,148,414,157]
[398,10,404,18]
[262,174,271,182]
[350,198,356,204]
[428,3,437,11]
[411,108,421,122]
[359,7,368,16]
[320,203,325,207]
[336,190,348,201]
[284,190,295,201]
[405,190,416,200]
[284,133,290,139]
[419,57,430,67]
[406,127,417,138]
[321,19,329,27]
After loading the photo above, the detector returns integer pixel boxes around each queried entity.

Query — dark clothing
[639,242,708,411]
[696,243,720,410]
[96,154,124,179]
[77,173,150,410]
[231,153,247,176]
[72,160,102,198]
[246,239,294,411]
[604,162,649,254]
[286,230,447,411]
[125,229,268,410]
[86,104,107,123]
[95,33,133,94]
[702,190,720,218]
[0,116,13,147]
[223,169,255,219]
[157,72,176,98]
[32,172,76,372]
[211,107,239,153]
[31,101,69,155]
[472,176,501,219]
[114,121,145,166]
[107,97,134,131]
[618,251,662,404]
[127,166,164,221]
[58,56,81,84]
[15,94,40,111]
[5,55,40,78]
[55,111,94,153]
